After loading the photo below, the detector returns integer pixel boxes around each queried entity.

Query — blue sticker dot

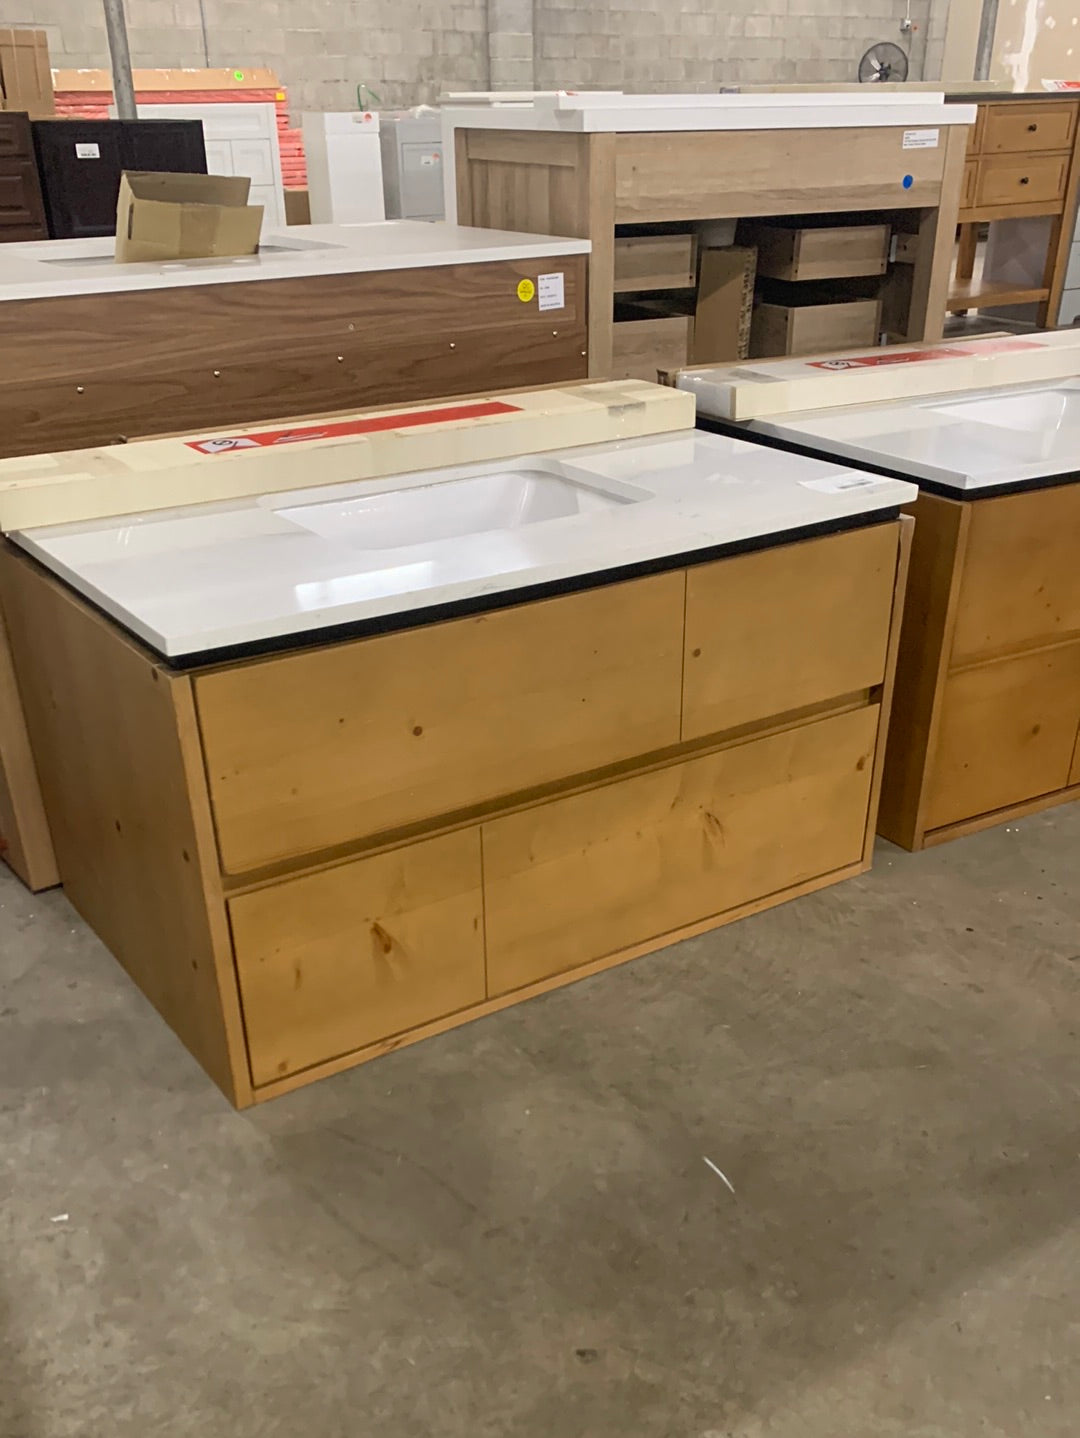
[902,174,914,189]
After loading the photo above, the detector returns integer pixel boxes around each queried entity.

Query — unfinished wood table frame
[2,514,911,1105]
[455,125,969,378]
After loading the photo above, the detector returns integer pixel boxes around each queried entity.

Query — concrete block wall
[534,0,933,90]
[3,0,935,110]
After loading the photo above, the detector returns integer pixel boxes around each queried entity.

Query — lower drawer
[483,704,878,996]
[925,646,1080,832]
[231,829,485,1084]
[975,152,1069,208]
[749,297,881,359]
[611,313,692,380]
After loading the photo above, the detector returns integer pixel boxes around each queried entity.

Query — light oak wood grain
[612,128,945,223]
[924,644,1080,833]
[877,494,969,850]
[484,705,878,996]
[0,591,56,890]
[950,484,1080,662]
[231,829,484,1085]
[195,572,686,875]
[0,550,251,1104]
[683,524,897,740]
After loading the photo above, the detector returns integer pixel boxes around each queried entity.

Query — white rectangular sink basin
[927,387,1080,433]
[275,463,643,550]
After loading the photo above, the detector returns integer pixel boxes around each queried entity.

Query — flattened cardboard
[115,171,263,263]
[0,28,55,118]
[693,246,756,364]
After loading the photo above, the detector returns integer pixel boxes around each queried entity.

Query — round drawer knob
[1020,176,1030,185]
[1028,122,1038,131]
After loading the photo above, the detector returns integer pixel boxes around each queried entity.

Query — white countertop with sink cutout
[11,428,914,659]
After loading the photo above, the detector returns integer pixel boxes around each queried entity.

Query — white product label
[800,473,885,495]
[75,142,101,159]
[420,153,440,167]
[902,128,939,150]
[537,272,565,312]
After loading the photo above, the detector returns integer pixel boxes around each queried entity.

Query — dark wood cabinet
[0,112,47,242]
[31,118,207,240]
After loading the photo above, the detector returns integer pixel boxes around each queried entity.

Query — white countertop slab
[442,91,976,133]
[11,428,914,660]
[742,379,1080,493]
[0,220,590,302]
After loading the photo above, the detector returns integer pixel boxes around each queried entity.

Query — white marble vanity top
[742,379,1080,493]
[12,428,914,660]
[442,90,976,134]
[0,220,590,302]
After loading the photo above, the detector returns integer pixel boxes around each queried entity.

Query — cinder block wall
[2,0,936,111]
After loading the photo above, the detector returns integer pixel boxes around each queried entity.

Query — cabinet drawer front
[0,114,31,160]
[753,224,890,283]
[684,524,897,740]
[983,102,1077,154]
[750,299,880,359]
[231,830,484,1084]
[926,647,1080,832]
[611,314,692,380]
[951,485,1080,661]
[614,233,697,291]
[976,152,1068,208]
[485,705,878,996]
[196,573,685,873]
[0,161,43,229]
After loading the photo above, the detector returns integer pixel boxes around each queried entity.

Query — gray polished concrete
[2,806,1078,1438]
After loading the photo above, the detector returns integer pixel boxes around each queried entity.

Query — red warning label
[806,338,1041,372]
[186,400,522,454]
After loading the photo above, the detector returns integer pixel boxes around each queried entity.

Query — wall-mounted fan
[857,41,910,82]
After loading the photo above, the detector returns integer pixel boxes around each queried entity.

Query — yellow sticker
[517,278,535,303]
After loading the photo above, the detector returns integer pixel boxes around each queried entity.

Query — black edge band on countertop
[695,415,1080,502]
[89,507,895,670]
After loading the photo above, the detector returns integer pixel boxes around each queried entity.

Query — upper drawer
[0,113,32,160]
[951,483,1080,662]
[683,522,899,740]
[613,233,697,291]
[975,151,1069,208]
[195,572,685,874]
[983,102,1077,155]
[752,223,890,283]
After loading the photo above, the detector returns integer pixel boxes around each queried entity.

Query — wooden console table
[450,95,974,377]
[948,92,1080,325]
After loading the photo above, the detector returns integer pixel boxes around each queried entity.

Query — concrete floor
[1,807,1078,1438]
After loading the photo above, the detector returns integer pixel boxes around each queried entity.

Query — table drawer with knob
[983,102,1077,155]
[975,152,1069,208]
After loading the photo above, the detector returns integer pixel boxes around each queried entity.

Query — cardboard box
[692,246,756,365]
[115,172,263,263]
[0,28,55,118]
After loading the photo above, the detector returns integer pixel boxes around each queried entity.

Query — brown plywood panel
[0,551,249,1103]
[232,829,485,1085]
[196,572,686,875]
[924,645,1080,832]
[950,484,1080,662]
[613,128,946,222]
[683,524,898,741]
[0,256,588,458]
[484,705,879,996]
